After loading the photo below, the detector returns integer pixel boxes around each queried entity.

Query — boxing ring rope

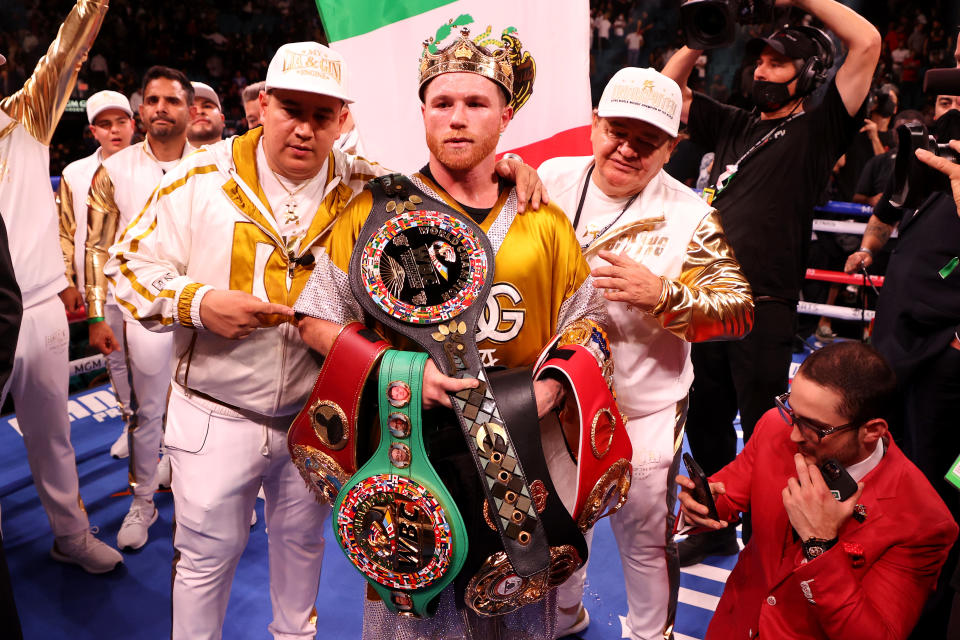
[802,200,884,325]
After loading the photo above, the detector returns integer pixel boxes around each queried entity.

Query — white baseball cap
[265,42,352,103]
[191,81,221,109]
[597,67,682,137]
[86,90,133,124]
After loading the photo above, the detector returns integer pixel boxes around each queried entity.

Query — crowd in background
[0,1,956,177]
[0,0,323,174]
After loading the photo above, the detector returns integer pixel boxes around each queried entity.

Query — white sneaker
[109,426,129,459]
[555,604,590,638]
[156,454,172,489]
[51,529,123,574]
[117,498,158,550]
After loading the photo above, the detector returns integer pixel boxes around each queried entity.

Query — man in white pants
[85,66,195,551]
[57,90,136,460]
[104,43,383,640]
[538,68,754,639]
[0,0,122,574]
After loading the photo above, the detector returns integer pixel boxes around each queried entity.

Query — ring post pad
[334,350,467,618]
[347,174,550,578]
[288,322,390,504]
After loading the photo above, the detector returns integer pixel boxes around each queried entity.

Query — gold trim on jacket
[57,178,77,284]
[0,0,109,145]
[653,211,754,342]
[84,164,119,317]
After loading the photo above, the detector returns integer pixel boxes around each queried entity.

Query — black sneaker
[677,527,740,567]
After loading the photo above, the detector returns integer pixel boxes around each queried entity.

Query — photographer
[677,341,957,640]
[847,47,960,636]
[663,0,880,562]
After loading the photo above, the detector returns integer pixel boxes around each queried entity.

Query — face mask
[752,76,797,113]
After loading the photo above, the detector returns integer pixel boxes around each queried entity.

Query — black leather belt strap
[486,367,587,564]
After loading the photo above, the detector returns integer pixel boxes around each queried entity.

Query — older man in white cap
[538,67,754,640]
[57,89,136,460]
[0,0,123,575]
[188,81,225,146]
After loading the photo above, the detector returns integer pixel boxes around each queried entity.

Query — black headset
[782,25,836,97]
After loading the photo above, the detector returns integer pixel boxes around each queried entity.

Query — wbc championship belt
[334,350,467,618]
[347,174,550,581]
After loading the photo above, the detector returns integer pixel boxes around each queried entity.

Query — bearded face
[421,72,512,172]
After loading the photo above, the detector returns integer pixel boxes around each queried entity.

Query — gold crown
[418,27,536,113]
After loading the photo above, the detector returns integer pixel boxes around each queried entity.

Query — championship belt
[333,350,467,618]
[534,321,633,531]
[288,322,390,503]
[463,367,587,616]
[348,174,550,579]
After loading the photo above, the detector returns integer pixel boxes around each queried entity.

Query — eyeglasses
[774,392,862,443]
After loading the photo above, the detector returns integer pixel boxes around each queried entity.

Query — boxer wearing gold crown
[292,28,632,640]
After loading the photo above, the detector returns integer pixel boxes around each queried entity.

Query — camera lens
[694,6,728,37]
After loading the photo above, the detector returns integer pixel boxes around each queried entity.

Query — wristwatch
[802,536,838,560]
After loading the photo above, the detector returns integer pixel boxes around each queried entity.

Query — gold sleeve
[653,211,754,342]
[0,0,109,145]
[57,178,77,284]
[85,164,119,318]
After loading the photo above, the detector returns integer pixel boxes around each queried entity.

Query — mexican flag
[315,0,592,171]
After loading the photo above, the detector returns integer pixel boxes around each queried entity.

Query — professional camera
[890,67,960,209]
[680,0,775,49]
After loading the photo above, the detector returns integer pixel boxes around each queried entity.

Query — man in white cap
[57,89,136,461]
[85,65,195,553]
[538,67,754,640]
[0,0,122,574]
[107,39,542,640]
[188,81,225,146]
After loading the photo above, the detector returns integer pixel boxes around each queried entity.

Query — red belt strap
[288,322,390,503]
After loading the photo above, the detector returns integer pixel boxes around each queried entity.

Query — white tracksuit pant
[103,303,132,425]
[10,295,89,536]
[166,386,330,640]
[557,402,684,640]
[119,313,172,499]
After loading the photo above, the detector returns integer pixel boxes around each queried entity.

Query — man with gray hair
[539,67,753,639]
[242,80,265,129]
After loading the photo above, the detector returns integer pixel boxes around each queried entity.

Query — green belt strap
[333,349,467,618]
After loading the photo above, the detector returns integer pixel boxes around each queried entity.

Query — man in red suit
[678,341,958,639]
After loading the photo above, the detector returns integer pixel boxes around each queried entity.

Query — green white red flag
[314,0,592,171]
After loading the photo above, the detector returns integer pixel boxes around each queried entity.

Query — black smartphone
[819,458,858,501]
[682,452,720,521]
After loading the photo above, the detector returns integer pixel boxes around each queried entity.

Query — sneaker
[117,498,158,550]
[156,454,172,489]
[555,604,590,638]
[51,529,123,574]
[109,426,129,459]
[677,527,740,567]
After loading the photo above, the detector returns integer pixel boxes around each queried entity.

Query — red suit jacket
[705,409,958,639]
